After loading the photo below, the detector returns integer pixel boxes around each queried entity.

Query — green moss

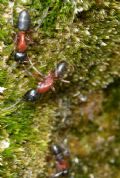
[0,0,120,177]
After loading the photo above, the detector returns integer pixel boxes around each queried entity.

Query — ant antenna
[27,58,44,77]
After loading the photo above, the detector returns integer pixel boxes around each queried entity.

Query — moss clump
[0,0,120,177]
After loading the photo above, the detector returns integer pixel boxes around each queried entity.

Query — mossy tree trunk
[0,0,120,178]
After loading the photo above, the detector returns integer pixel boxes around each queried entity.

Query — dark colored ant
[24,61,68,102]
[50,144,69,178]
[15,10,31,63]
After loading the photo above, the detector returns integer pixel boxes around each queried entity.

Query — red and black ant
[14,10,31,63]
[50,144,70,178]
[23,61,69,101]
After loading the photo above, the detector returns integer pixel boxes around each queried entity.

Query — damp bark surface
[0,0,120,178]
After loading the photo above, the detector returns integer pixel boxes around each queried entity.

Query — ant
[14,10,31,63]
[23,61,69,101]
[50,144,70,178]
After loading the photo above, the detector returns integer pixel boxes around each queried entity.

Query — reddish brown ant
[50,144,70,178]
[24,61,69,101]
[14,10,31,63]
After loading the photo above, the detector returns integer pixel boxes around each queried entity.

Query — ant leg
[8,50,14,61]
[51,171,63,178]
[51,86,56,92]
[60,79,70,83]
[27,58,44,77]
[14,33,18,44]
[23,65,36,79]
[26,34,34,45]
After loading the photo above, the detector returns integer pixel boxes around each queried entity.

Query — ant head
[51,144,62,155]
[54,61,68,78]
